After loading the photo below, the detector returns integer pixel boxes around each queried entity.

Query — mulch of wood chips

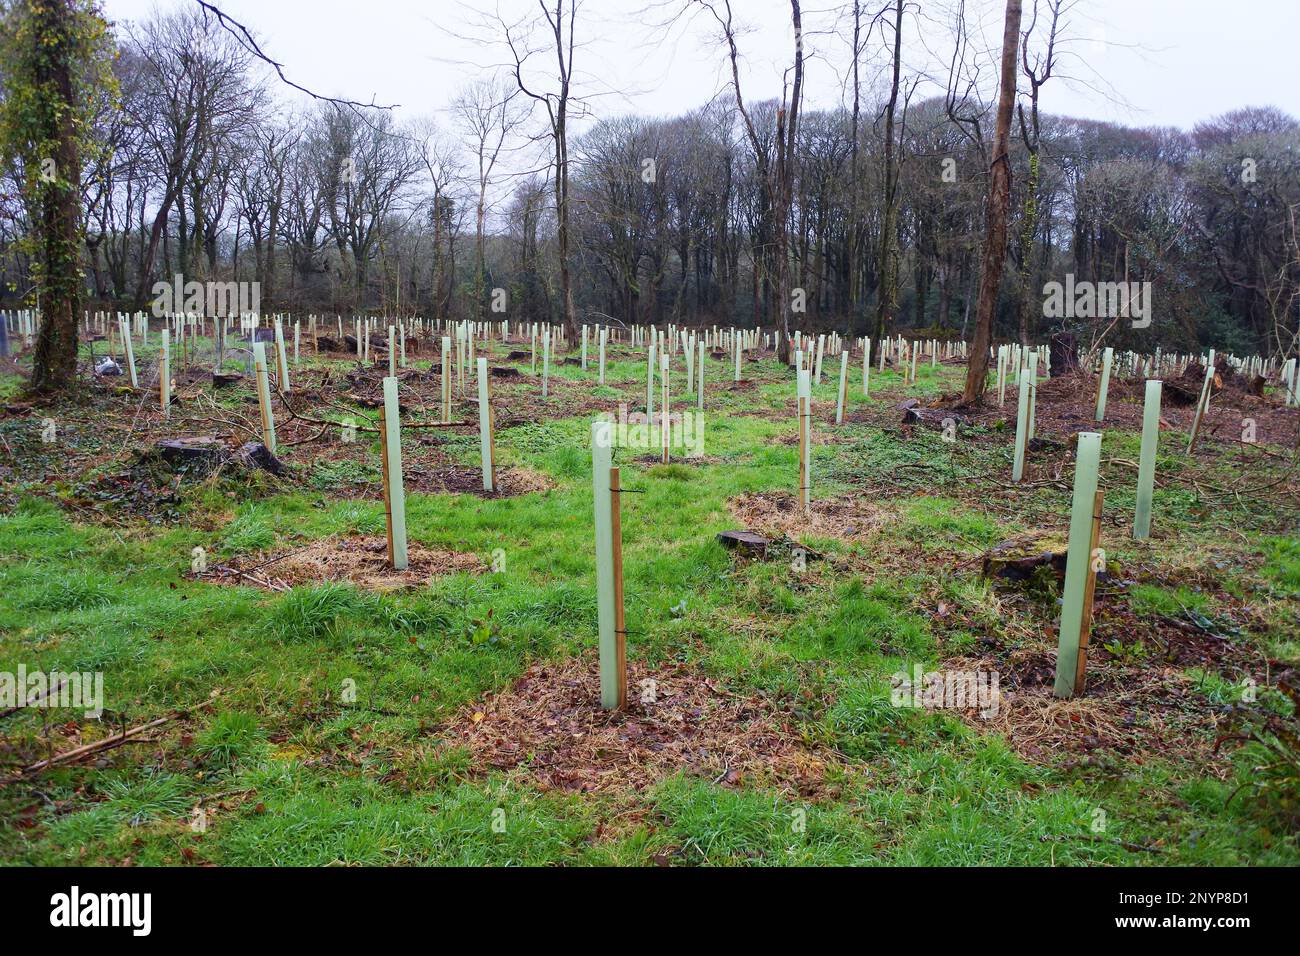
[943,646,1245,774]
[198,534,486,591]
[728,490,887,542]
[438,657,830,795]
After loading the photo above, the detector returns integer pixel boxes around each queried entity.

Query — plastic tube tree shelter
[660,353,670,464]
[1095,347,1113,422]
[996,346,1008,406]
[1053,432,1103,698]
[379,376,408,570]
[1012,352,1037,482]
[542,325,551,398]
[1133,380,1162,540]
[684,331,694,393]
[797,368,812,513]
[591,421,627,710]
[836,351,849,424]
[862,337,871,398]
[441,336,452,423]
[476,357,496,492]
[646,336,656,417]
[697,338,705,410]
[274,318,291,392]
[252,341,276,454]
[160,329,171,418]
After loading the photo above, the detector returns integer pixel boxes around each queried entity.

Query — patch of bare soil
[961,370,1300,447]
[438,657,830,795]
[728,490,887,541]
[402,463,555,498]
[198,534,486,591]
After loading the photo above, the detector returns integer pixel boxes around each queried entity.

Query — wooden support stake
[1186,363,1214,453]
[1075,490,1105,695]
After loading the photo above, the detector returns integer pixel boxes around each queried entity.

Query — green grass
[1,343,1296,867]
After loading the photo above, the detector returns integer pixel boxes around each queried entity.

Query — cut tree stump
[156,437,228,471]
[490,366,521,379]
[1049,332,1080,376]
[717,530,771,557]
[235,442,287,476]
[212,372,244,388]
[981,536,1069,583]
[902,405,965,429]
[1167,361,1221,406]
[155,437,285,476]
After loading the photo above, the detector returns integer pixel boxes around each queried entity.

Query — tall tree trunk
[1014,149,1040,345]
[847,0,865,335]
[30,0,83,394]
[774,0,803,361]
[962,0,1023,405]
[874,0,904,341]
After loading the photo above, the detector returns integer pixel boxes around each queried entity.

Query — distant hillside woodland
[2,1,1299,361]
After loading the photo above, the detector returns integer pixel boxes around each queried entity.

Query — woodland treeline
[2,3,1298,359]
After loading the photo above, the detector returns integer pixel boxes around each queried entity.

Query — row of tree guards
[49,308,1295,710]
[580,329,1268,709]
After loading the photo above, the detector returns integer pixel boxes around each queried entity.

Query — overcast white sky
[103,0,1300,134]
